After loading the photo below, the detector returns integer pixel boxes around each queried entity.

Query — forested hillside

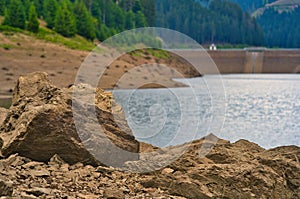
[226,0,273,12]
[0,0,299,48]
[156,0,264,46]
[224,0,300,47]
[256,6,300,48]
[0,0,151,41]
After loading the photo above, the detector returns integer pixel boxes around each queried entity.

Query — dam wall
[206,50,300,74]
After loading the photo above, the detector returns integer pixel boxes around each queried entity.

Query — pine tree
[3,0,26,29]
[54,0,76,37]
[33,0,43,17]
[114,6,125,30]
[27,3,39,32]
[0,0,9,16]
[135,11,147,28]
[23,0,32,20]
[120,0,134,11]
[91,0,102,19]
[140,0,155,26]
[43,0,58,29]
[125,10,135,29]
[132,0,142,13]
[97,23,110,41]
[73,0,96,40]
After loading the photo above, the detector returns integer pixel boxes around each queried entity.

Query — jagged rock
[0,72,139,167]
[161,168,174,174]
[137,138,300,199]
[0,138,299,198]
[0,108,8,149]
[0,108,8,126]
[104,187,125,199]
[48,154,66,166]
[25,187,52,197]
[0,72,299,198]
[2,154,30,167]
[0,179,13,197]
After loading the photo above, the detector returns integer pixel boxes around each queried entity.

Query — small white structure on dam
[209,43,217,51]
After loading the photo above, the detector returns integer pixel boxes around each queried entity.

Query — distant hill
[156,0,264,46]
[196,0,300,13]
[206,0,300,48]
[253,0,300,16]
[194,0,276,12]
[256,5,300,48]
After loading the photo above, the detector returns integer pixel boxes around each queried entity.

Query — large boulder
[0,72,139,166]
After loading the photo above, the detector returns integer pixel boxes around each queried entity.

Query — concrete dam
[182,49,300,74]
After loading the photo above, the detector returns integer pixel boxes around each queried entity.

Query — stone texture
[0,108,8,126]
[0,179,13,197]
[0,72,139,166]
[0,138,299,198]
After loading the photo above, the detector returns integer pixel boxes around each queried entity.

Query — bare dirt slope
[0,33,88,96]
[0,33,200,97]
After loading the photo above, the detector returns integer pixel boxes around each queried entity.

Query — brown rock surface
[0,178,13,197]
[0,72,139,166]
[136,138,300,198]
[0,137,298,198]
[0,108,8,126]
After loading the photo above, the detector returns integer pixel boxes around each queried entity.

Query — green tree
[132,0,142,13]
[140,0,155,26]
[114,6,125,30]
[0,0,8,15]
[91,0,102,19]
[97,23,110,41]
[73,0,96,40]
[120,0,134,11]
[135,11,147,27]
[3,0,26,29]
[27,3,39,32]
[33,0,43,16]
[43,0,58,29]
[125,10,135,29]
[54,0,76,37]
[23,0,32,20]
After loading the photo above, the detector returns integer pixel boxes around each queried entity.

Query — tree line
[256,6,300,48]
[214,0,300,48]
[156,0,264,46]
[1,0,298,48]
[0,0,151,40]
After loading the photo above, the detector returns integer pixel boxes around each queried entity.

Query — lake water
[113,74,300,149]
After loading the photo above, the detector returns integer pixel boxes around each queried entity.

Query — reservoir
[113,74,300,149]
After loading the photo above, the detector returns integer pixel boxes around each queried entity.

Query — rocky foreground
[0,72,299,198]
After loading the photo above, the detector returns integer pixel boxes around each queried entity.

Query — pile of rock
[0,138,299,198]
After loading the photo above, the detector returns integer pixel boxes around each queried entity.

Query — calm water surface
[114,74,300,149]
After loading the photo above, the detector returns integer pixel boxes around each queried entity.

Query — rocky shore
[0,72,299,198]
